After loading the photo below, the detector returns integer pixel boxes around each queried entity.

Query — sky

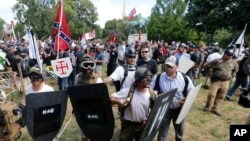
[0,0,156,28]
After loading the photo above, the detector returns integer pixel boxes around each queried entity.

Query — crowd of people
[0,38,250,141]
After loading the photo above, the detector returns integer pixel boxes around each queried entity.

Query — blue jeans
[226,76,248,98]
[157,108,184,141]
[58,77,69,90]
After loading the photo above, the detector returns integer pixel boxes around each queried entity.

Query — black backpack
[154,72,189,97]
[114,64,136,92]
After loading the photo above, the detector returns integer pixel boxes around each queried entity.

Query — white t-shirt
[111,87,150,122]
[110,66,135,89]
[206,52,222,63]
[26,83,55,95]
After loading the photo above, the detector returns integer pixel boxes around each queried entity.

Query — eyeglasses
[81,61,96,69]
[127,56,136,59]
[141,51,149,54]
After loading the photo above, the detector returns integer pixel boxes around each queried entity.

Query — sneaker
[224,97,233,101]
[203,107,209,112]
[212,110,222,116]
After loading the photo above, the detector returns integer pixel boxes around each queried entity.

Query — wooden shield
[140,88,177,141]
[67,83,114,141]
[25,90,67,141]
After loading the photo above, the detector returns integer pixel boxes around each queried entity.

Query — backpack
[154,72,189,97]
[0,101,23,141]
[114,64,136,92]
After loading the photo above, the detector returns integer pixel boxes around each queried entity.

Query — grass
[5,65,250,141]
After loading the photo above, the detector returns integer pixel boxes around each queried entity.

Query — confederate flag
[109,31,116,44]
[128,8,136,21]
[52,0,72,52]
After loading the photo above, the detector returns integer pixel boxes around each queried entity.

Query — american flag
[128,8,136,21]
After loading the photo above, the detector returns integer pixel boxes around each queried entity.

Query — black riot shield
[67,83,114,141]
[25,90,67,141]
[243,57,250,75]
[140,88,177,141]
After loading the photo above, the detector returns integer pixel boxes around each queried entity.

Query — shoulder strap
[181,72,189,97]
[153,73,161,94]
[120,64,128,88]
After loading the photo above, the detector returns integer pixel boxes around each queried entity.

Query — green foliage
[185,0,250,33]
[0,18,5,36]
[102,19,128,43]
[213,29,232,48]
[12,0,98,40]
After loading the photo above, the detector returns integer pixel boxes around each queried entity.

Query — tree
[12,0,98,40]
[0,18,5,37]
[102,19,128,43]
[185,0,250,33]
[148,0,197,42]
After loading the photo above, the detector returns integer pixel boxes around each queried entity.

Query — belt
[123,120,143,126]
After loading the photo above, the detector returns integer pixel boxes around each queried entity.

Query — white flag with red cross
[51,57,73,78]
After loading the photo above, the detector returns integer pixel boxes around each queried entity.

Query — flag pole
[237,23,247,57]
[57,0,63,58]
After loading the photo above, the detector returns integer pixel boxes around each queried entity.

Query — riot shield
[67,83,114,141]
[25,90,67,141]
[140,88,177,141]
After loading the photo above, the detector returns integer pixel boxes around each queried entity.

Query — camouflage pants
[205,80,230,111]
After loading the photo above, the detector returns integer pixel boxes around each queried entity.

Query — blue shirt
[151,72,194,109]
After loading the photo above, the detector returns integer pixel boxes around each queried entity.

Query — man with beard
[73,54,103,141]
[110,67,153,141]
[11,46,35,104]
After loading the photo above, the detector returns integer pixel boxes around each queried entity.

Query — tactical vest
[76,72,100,85]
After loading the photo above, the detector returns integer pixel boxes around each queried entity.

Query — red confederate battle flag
[109,31,116,44]
[52,0,72,52]
[128,8,136,21]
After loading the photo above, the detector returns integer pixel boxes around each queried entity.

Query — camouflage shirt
[204,58,238,80]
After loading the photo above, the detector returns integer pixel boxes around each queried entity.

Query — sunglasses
[81,61,96,69]
[141,51,149,54]
[139,75,153,83]
[30,75,43,81]
[127,56,136,59]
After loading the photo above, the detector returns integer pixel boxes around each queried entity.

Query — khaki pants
[16,77,30,104]
[205,80,230,111]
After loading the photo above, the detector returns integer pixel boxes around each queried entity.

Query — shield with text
[25,90,67,141]
[140,88,177,141]
[51,57,73,78]
[67,83,114,141]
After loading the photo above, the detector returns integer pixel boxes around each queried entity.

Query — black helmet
[125,47,136,57]
[16,46,25,53]
[134,67,152,82]
[80,54,94,62]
